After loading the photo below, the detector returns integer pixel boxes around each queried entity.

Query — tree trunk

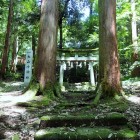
[59,0,70,49]
[59,17,63,49]
[11,36,18,72]
[131,0,139,77]
[131,0,138,62]
[34,0,58,90]
[0,0,14,79]
[22,0,60,100]
[89,0,93,16]
[95,0,121,101]
[32,34,36,64]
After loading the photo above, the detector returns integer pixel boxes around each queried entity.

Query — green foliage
[4,71,23,81]
[117,1,131,49]
[62,0,99,49]
[1,0,140,80]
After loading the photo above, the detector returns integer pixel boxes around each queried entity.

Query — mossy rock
[39,112,128,128]
[34,127,138,140]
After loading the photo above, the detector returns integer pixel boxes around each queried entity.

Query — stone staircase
[34,92,138,140]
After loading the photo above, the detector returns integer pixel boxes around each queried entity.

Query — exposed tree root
[93,84,102,105]
[22,82,40,101]
[93,84,128,105]
[21,81,61,102]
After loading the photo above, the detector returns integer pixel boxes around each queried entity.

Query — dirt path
[0,81,140,139]
[0,82,46,140]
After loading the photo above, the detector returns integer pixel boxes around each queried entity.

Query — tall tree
[131,0,139,77]
[32,34,36,63]
[11,36,18,72]
[59,0,70,49]
[34,0,59,91]
[94,0,122,104]
[0,0,14,79]
[131,0,138,62]
[89,0,93,16]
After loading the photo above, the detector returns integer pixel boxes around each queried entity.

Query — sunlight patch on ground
[122,80,140,88]
[127,95,140,104]
[0,90,35,116]
[122,80,140,104]
[11,82,24,86]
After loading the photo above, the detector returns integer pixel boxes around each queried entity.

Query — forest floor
[0,80,140,139]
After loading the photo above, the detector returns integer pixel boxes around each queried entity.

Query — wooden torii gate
[57,49,98,87]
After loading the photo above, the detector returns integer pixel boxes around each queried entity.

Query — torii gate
[57,49,98,87]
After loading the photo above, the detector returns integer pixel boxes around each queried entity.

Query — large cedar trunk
[0,0,13,79]
[98,0,121,96]
[34,0,58,90]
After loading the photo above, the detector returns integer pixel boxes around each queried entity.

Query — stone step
[34,127,138,140]
[39,112,127,128]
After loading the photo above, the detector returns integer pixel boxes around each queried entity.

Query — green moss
[53,83,61,97]
[12,134,20,140]
[16,96,52,108]
[39,112,127,128]
[35,127,112,140]
[23,80,39,93]
[117,128,138,139]
[40,82,61,99]
[23,81,39,100]
[40,96,53,106]
[102,98,129,112]
[35,127,138,140]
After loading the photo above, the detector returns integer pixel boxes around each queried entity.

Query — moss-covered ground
[0,81,139,139]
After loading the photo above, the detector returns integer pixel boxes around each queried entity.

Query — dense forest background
[0,0,140,80]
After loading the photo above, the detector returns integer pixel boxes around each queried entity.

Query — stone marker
[24,49,33,86]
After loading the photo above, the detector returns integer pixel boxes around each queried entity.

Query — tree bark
[96,0,121,97]
[0,0,14,79]
[34,0,58,90]
[32,34,36,64]
[11,36,18,72]
[59,17,63,49]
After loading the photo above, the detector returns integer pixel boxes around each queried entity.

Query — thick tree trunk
[34,0,58,90]
[0,0,13,79]
[96,0,121,97]
[23,0,60,101]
